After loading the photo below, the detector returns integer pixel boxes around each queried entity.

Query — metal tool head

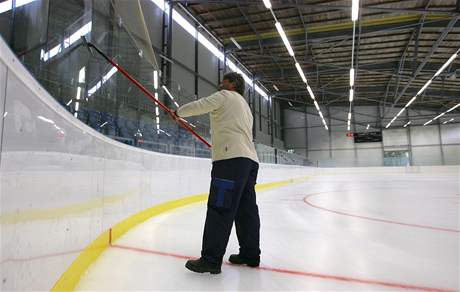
[80,36,93,56]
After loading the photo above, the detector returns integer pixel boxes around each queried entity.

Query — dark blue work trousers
[201,157,260,265]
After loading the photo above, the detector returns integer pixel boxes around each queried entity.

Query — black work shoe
[185,258,221,274]
[228,254,260,267]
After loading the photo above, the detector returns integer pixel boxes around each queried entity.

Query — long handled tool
[81,36,211,148]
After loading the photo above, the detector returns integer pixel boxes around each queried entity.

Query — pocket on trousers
[208,177,235,211]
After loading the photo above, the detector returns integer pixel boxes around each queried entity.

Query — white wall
[284,107,460,167]
[0,37,311,290]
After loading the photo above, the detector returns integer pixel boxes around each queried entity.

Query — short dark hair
[223,72,245,96]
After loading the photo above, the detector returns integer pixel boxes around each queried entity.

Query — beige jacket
[177,90,259,163]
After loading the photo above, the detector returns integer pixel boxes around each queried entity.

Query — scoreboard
[353,131,382,143]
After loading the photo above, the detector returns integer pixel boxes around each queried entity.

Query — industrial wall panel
[308,126,329,150]
[354,106,378,123]
[383,128,408,147]
[329,107,346,126]
[293,148,307,157]
[331,150,356,167]
[443,145,460,165]
[283,109,305,128]
[255,130,271,146]
[356,142,383,149]
[273,138,284,149]
[307,111,323,127]
[412,146,442,166]
[411,125,439,146]
[171,65,194,100]
[284,128,307,148]
[356,148,383,167]
[198,79,217,98]
[260,95,268,115]
[140,1,164,49]
[172,20,195,70]
[261,115,269,133]
[198,43,218,86]
[441,123,460,144]
[307,150,330,166]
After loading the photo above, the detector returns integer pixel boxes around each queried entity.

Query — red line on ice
[111,244,455,292]
[303,193,459,233]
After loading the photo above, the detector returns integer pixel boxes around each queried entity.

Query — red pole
[87,43,212,148]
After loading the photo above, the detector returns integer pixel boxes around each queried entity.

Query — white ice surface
[76,170,459,291]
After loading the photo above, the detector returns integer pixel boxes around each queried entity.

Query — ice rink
[1,3,460,291]
[76,170,459,291]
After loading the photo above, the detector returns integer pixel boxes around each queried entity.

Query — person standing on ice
[172,72,260,274]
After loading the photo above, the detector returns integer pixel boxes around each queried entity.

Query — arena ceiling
[180,0,459,121]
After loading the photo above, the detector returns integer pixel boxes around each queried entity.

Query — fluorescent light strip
[434,52,458,78]
[306,86,315,100]
[41,22,92,62]
[273,85,279,91]
[350,68,355,87]
[275,22,295,57]
[0,0,38,14]
[403,121,411,128]
[366,124,370,130]
[314,100,320,111]
[351,0,360,21]
[396,108,405,117]
[433,112,445,120]
[443,118,454,124]
[0,1,11,13]
[405,96,417,108]
[348,11,358,130]
[295,62,307,83]
[162,86,175,101]
[421,103,460,126]
[230,37,242,50]
[264,0,326,129]
[416,79,432,96]
[153,70,159,89]
[263,0,272,9]
[75,87,82,100]
[37,115,55,124]
[255,85,268,99]
[446,103,460,113]
[88,67,118,97]
[78,67,86,83]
